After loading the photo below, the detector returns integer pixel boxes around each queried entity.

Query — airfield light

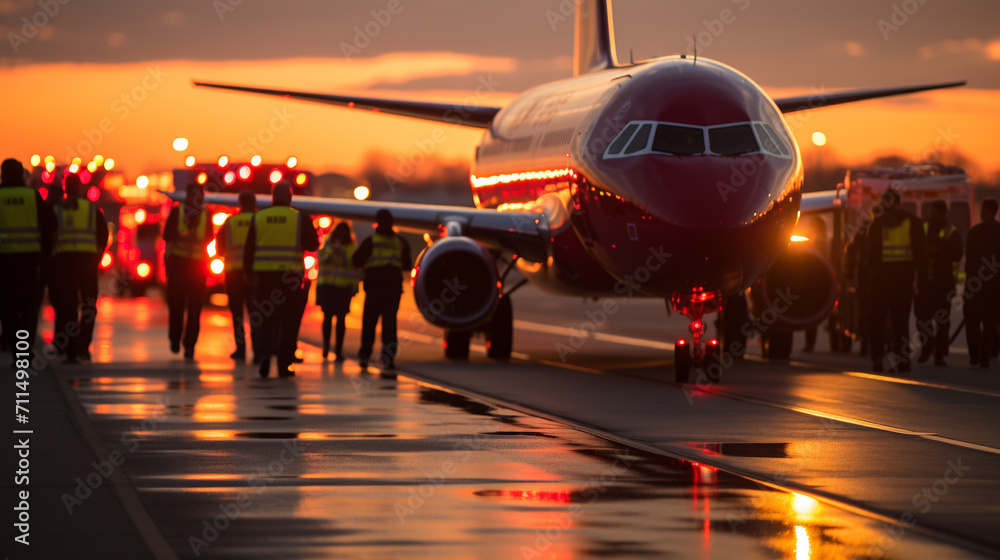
[218,155,229,168]
[268,169,283,183]
[173,138,189,151]
[811,132,827,147]
[68,164,79,173]
[354,186,370,200]
[30,154,41,166]
[197,172,208,185]
[136,262,152,278]
[212,212,229,226]
[286,156,298,168]
[185,156,196,167]
[295,173,307,186]
[210,259,225,275]
[238,165,252,180]
[223,171,236,186]
[251,155,262,166]
[87,161,98,173]
[136,175,149,189]
[104,158,115,171]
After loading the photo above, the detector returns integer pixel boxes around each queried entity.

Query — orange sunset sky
[2,0,999,184]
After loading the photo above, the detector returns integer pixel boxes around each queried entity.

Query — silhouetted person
[866,187,927,373]
[916,200,962,366]
[963,197,1000,368]
[39,178,64,342]
[163,182,212,359]
[216,190,258,362]
[316,222,359,361]
[844,217,872,356]
[54,173,109,362]
[353,209,411,370]
[0,158,56,360]
[244,182,318,378]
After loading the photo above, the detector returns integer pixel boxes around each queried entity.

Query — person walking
[916,200,962,366]
[316,222,359,361]
[53,173,109,362]
[352,209,411,370]
[865,187,927,373]
[963,197,1000,368]
[216,190,257,362]
[244,182,318,378]
[163,182,212,359]
[0,158,56,360]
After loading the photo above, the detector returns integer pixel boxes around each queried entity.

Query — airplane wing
[774,81,966,113]
[800,190,846,213]
[193,81,501,129]
[165,191,549,262]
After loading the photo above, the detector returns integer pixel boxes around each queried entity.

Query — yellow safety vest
[0,186,41,254]
[882,218,913,263]
[167,209,209,259]
[223,212,254,271]
[924,222,959,282]
[253,206,302,272]
[364,233,402,270]
[318,241,359,288]
[54,199,97,254]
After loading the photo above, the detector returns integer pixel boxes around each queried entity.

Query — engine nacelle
[748,246,837,332]
[412,236,500,330]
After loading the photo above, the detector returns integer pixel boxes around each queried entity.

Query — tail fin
[574,0,619,76]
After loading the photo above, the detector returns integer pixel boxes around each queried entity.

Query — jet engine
[748,245,837,332]
[412,236,500,330]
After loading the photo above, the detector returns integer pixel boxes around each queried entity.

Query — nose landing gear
[671,291,722,383]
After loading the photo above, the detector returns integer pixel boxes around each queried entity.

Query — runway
[7,284,999,559]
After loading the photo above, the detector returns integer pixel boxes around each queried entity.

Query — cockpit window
[607,123,639,156]
[652,124,705,155]
[708,124,758,156]
[753,123,789,156]
[624,123,653,154]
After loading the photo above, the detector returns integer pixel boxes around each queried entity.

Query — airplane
[178,0,965,382]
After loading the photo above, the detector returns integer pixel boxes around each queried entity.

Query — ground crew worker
[163,182,213,359]
[866,187,927,373]
[316,222,359,361]
[916,200,962,366]
[54,173,109,362]
[844,218,872,356]
[352,209,411,370]
[216,190,257,362]
[964,197,1000,368]
[244,182,318,378]
[0,158,56,359]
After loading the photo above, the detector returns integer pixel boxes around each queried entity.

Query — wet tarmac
[13,291,998,559]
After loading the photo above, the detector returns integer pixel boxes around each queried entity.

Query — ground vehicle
[832,164,975,353]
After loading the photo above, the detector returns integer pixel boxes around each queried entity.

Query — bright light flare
[790,235,810,242]
[268,169,283,183]
[354,186,370,200]
[185,156,196,167]
[173,138,189,151]
[136,262,152,278]
[238,165,252,180]
[295,173,307,186]
[68,164,79,173]
[223,171,236,186]
[304,255,316,269]
[45,161,55,172]
[87,186,101,202]
[104,158,115,171]
[210,258,225,275]
[207,239,217,258]
[251,155,262,166]
[217,155,229,167]
[136,175,149,189]
[134,208,147,224]
[811,132,827,147]
[100,252,114,269]
[286,156,298,168]
[30,154,41,166]
[317,216,331,229]
[87,161,98,173]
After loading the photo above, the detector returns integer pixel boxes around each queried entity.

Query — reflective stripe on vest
[167,210,209,259]
[253,206,302,272]
[882,218,913,263]
[318,242,359,287]
[224,212,254,271]
[364,233,402,270]
[54,200,97,254]
[0,187,41,254]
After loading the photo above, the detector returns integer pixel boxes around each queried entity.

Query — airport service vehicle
[180,0,965,381]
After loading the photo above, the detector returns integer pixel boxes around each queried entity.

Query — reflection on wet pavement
[62,298,985,559]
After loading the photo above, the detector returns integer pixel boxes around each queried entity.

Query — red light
[676,339,687,346]
[224,171,236,186]
[691,321,703,331]
[100,252,114,269]
[39,187,48,200]
[42,170,53,183]
[80,170,92,183]
[87,186,100,202]
[708,339,719,347]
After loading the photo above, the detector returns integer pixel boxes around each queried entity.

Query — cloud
[918,37,1000,60]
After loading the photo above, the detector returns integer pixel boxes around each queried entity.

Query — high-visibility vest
[167,209,209,259]
[0,187,41,254]
[252,206,302,272]
[222,212,254,271]
[924,222,959,282]
[318,241,359,288]
[882,218,913,263]
[54,199,97,254]
[364,233,402,270]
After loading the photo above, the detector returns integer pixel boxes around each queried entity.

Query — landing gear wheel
[486,296,513,360]
[674,341,691,383]
[444,329,471,360]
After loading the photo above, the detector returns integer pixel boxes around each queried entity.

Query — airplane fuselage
[471,56,803,302]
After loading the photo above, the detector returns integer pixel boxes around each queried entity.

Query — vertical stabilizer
[574,0,619,76]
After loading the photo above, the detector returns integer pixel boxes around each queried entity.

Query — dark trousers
[253,271,304,369]
[225,269,255,354]
[55,253,100,359]
[289,280,310,352]
[0,254,41,356]
[359,289,401,364]
[916,284,955,360]
[965,288,1000,366]
[322,312,347,356]
[870,266,915,369]
[165,257,207,351]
